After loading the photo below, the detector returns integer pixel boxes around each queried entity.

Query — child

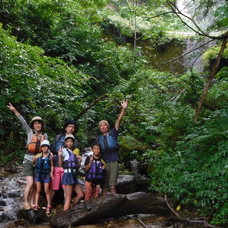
[50,120,79,201]
[58,134,84,211]
[84,143,106,201]
[7,103,47,210]
[33,140,53,214]
[97,100,128,195]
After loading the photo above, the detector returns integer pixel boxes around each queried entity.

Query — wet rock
[0,213,6,223]
[8,191,21,198]
[17,208,49,224]
[0,200,7,206]
[4,219,30,228]
[116,174,149,194]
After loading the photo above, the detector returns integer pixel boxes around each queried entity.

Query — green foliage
[0,0,228,225]
[213,4,228,29]
[202,43,228,65]
[148,109,228,224]
[101,0,186,43]
[0,24,87,163]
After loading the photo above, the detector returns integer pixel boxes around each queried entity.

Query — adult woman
[7,103,47,210]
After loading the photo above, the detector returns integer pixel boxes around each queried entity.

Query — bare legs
[24,176,35,209]
[63,184,84,211]
[34,182,42,208]
[72,184,84,206]
[63,185,73,211]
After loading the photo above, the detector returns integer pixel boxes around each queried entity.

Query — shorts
[103,161,119,188]
[50,167,64,190]
[35,173,51,183]
[23,158,35,177]
[62,173,78,185]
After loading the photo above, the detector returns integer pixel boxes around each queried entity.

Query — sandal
[23,203,31,210]
[46,206,52,214]
[33,205,39,211]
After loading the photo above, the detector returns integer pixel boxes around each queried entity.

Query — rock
[17,208,49,224]
[116,174,149,194]
[0,212,6,223]
[8,191,21,198]
[4,219,30,228]
[50,192,170,228]
[0,200,7,206]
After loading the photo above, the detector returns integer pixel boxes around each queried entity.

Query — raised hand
[7,103,20,116]
[58,147,63,156]
[121,100,128,109]
[7,103,16,112]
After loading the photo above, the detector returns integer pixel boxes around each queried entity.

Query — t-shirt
[97,127,119,163]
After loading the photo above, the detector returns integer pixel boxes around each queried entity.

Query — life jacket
[35,153,51,175]
[63,149,78,175]
[86,159,105,181]
[98,134,118,153]
[27,131,45,154]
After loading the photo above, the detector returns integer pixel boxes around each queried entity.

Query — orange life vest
[27,133,45,154]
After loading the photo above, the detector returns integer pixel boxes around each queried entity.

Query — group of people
[7,100,128,214]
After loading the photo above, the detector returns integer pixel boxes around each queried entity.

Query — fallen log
[50,192,170,228]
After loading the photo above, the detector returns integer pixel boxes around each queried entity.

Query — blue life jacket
[86,159,105,180]
[98,134,118,153]
[63,149,78,175]
[35,153,51,175]
[52,134,65,166]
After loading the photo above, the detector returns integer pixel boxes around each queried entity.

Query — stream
[0,165,210,228]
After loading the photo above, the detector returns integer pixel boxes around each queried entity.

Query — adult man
[97,100,128,195]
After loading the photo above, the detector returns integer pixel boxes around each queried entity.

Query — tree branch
[166,1,228,40]
[163,39,214,64]
[75,94,106,120]
[194,38,228,122]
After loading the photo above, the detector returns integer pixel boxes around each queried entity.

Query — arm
[50,156,54,178]
[115,100,128,131]
[58,148,63,167]
[7,103,31,133]
[7,103,20,116]
[85,156,93,172]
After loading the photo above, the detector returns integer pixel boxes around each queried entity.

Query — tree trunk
[50,192,170,228]
[194,38,227,122]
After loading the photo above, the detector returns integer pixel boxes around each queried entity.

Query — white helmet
[65,134,75,141]
[40,140,51,148]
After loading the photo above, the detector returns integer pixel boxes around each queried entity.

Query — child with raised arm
[7,103,47,210]
[97,100,128,195]
[33,140,53,214]
[58,134,84,211]
[84,143,106,200]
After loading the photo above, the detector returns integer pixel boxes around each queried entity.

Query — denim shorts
[35,173,51,183]
[62,173,78,185]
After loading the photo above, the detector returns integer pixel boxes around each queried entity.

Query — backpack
[27,132,45,154]
[78,147,93,176]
